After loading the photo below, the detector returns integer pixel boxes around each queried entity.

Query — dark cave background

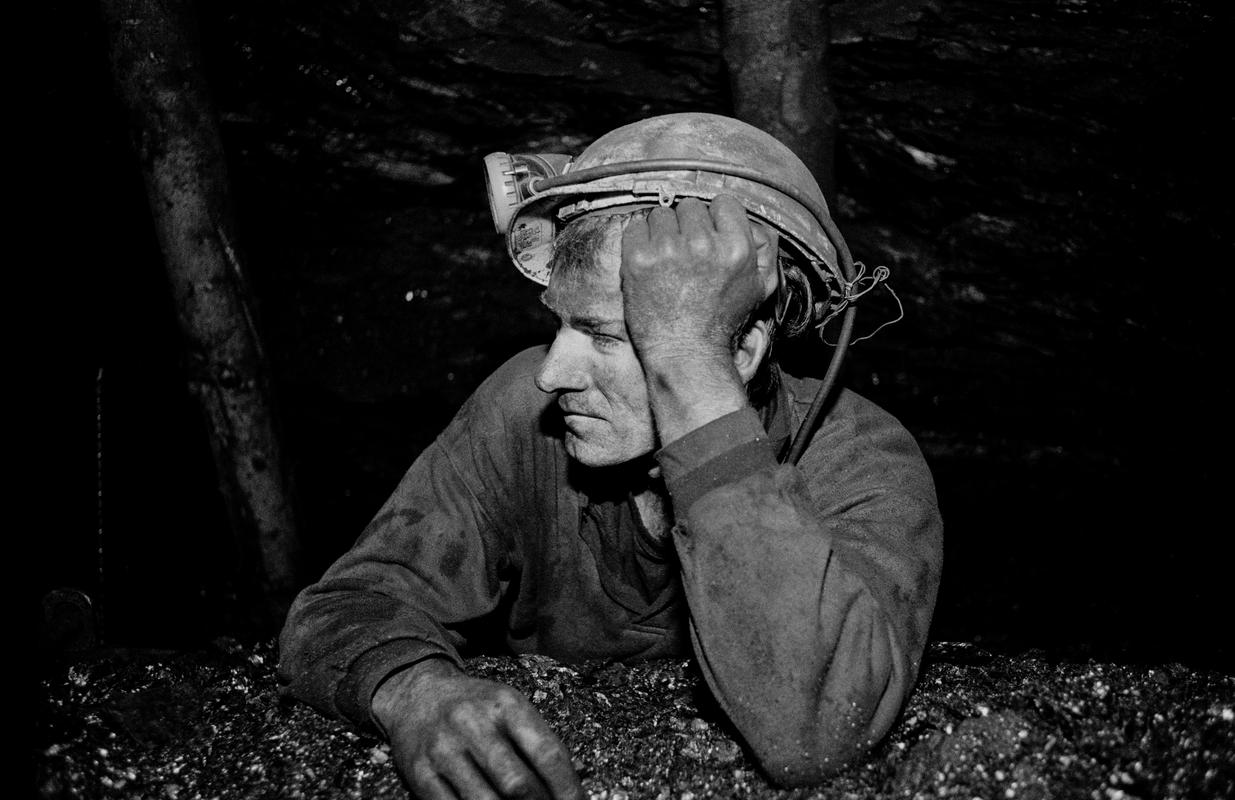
[32,0,1234,671]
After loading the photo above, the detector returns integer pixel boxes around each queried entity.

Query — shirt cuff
[655,407,780,511]
[336,638,462,735]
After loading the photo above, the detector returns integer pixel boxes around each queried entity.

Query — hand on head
[619,194,777,367]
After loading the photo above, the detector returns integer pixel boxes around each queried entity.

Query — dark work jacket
[277,346,943,784]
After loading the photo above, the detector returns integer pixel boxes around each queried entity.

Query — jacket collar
[759,364,794,461]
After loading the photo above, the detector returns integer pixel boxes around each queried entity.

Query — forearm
[277,443,507,730]
[658,408,942,785]
[675,467,933,783]
[642,349,749,446]
[279,348,545,742]
[278,575,465,730]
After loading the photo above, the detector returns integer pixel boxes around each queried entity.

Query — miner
[278,112,943,799]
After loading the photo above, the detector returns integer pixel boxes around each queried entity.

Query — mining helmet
[483,112,853,296]
[482,112,865,466]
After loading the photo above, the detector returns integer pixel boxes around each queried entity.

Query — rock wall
[35,0,1234,666]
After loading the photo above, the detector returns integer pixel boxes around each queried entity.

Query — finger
[621,216,651,272]
[502,712,583,800]
[646,204,680,238]
[709,193,753,240]
[473,736,553,800]
[408,762,463,800]
[674,197,713,234]
[750,220,781,279]
[436,750,501,800]
[620,212,649,250]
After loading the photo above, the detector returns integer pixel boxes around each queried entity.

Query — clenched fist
[619,194,779,367]
[372,658,583,800]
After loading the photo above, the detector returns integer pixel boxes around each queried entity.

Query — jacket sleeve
[276,365,531,734]
[656,401,943,786]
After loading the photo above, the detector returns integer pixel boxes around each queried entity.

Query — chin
[565,433,654,468]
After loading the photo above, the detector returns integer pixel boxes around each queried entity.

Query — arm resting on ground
[658,404,942,785]
[277,436,512,731]
[276,353,540,732]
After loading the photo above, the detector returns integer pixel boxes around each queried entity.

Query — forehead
[541,220,623,318]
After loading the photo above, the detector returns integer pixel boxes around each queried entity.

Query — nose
[535,329,589,395]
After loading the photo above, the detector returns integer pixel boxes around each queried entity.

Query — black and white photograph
[32,1,1233,798]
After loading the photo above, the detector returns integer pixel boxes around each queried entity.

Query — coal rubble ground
[34,639,1234,800]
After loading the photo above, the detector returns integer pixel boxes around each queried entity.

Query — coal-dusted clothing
[278,346,942,782]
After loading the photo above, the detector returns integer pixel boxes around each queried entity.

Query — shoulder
[781,374,937,502]
[471,345,550,406]
[780,372,915,445]
[437,345,554,450]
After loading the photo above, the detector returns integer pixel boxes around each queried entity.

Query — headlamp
[482,152,573,235]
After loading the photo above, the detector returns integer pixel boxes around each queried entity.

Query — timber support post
[722,0,838,210]
[101,0,301,635]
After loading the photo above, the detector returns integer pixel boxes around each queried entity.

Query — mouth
[562,413,598,431]
[558,402,598,419]
[559,406,602,432]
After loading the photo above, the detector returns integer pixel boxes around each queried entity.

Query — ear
[751,221,781,299]
[733,318,772,385]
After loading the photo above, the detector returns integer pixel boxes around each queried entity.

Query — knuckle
[686,235,714,258]
[519,727,564,761]
[496,772,535,797]
[491,683,522,703]
[489,686,527,716]
[530,740,566,769]
[655,238,684,260]
[445,701,476,727]
[425,735,456,764]
[719,239,750,266]
[625,247,656,270]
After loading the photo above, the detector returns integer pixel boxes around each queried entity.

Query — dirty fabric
[278,345,943,780]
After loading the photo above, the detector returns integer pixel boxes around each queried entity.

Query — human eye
[590,332,623,351]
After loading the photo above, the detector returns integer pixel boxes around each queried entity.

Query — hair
[546,212,618,284]
[547,209,817,408]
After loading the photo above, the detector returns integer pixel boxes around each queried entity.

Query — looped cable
[818,261,903,345]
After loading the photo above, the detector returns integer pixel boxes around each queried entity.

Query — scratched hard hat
[501,112,841,287]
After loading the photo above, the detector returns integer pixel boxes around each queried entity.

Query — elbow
[744,649,907,787]
[760,758,844,788]
[749,728,873,788]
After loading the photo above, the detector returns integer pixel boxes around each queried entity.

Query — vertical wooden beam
[722,0,838,210]
[100,0,300,634]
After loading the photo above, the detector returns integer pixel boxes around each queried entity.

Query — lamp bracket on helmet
[483,152,574,234]
[486,154,855,286]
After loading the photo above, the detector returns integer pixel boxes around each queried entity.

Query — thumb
[751,221,781,300]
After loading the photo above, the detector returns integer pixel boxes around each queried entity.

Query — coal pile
[36,639,1234,799]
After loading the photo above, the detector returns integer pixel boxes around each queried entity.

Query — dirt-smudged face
[535,223,656,467]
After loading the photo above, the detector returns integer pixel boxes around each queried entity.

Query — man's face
[535,223,656,467]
